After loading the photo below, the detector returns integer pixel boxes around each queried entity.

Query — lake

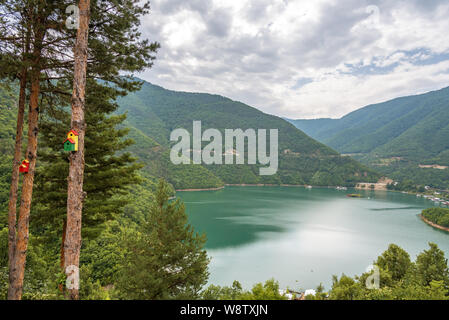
[177,186,449,291]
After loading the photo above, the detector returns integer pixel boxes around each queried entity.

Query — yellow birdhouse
[65,129,79,151]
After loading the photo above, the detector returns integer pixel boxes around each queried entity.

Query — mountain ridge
[116,79,380,189]
[286,85,449,189]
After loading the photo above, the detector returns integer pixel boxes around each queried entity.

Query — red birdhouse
[19,159,30,174]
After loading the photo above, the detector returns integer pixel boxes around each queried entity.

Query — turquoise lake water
[177,186,449,291]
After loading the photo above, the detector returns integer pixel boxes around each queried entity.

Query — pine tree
[32,78,143,256]
[416,242,449,288]
[375,244,412,282]
[114,180,210,300]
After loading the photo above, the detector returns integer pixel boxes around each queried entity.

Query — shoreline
[175,186,225,192]
[176,184,358,192]
[176,183,386,192]
[420,215,449,233]
[225,184,305,187]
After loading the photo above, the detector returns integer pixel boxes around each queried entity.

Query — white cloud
[139,0,449,119]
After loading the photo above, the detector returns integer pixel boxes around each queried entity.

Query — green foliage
[0,155,12,226]
[79,265,111,300]
[240,279,287,300]
[0,227,59,300]
[114,180,210,300]
[422,207,449,228]
[80,221,124,286]
[201,279,287,300]
[329,274,363,300]
[121,174,159,225]
[0,81,18,226]
[201,281,244,300]
[137,147,224,190]
[326,243,449,300]
[375,244,412,282]
[382,162,449,191]
[416,243,449,288]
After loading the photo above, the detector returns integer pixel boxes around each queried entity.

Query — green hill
[287,86,449,189]
[116,80,379,189]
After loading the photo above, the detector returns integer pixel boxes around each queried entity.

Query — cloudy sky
[138,0,449,119]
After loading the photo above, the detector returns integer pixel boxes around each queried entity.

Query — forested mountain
[287,86,449,189]
[116,80,379,189]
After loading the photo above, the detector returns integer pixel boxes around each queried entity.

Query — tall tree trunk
[64,0,91,300]
[7,68,28,300]
[8,60,42,300]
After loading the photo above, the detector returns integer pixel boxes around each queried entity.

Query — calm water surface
[177,186,449,291]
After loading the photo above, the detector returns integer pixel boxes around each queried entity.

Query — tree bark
[64,0,91,300]
[7,68,28,300]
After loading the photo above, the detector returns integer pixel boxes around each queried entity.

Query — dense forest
[0,84,17,217]
[0,178,208,299]
[288,86,449,190]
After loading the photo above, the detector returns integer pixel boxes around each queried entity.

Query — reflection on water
[370,206,424,211]
[177,187,449,290]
